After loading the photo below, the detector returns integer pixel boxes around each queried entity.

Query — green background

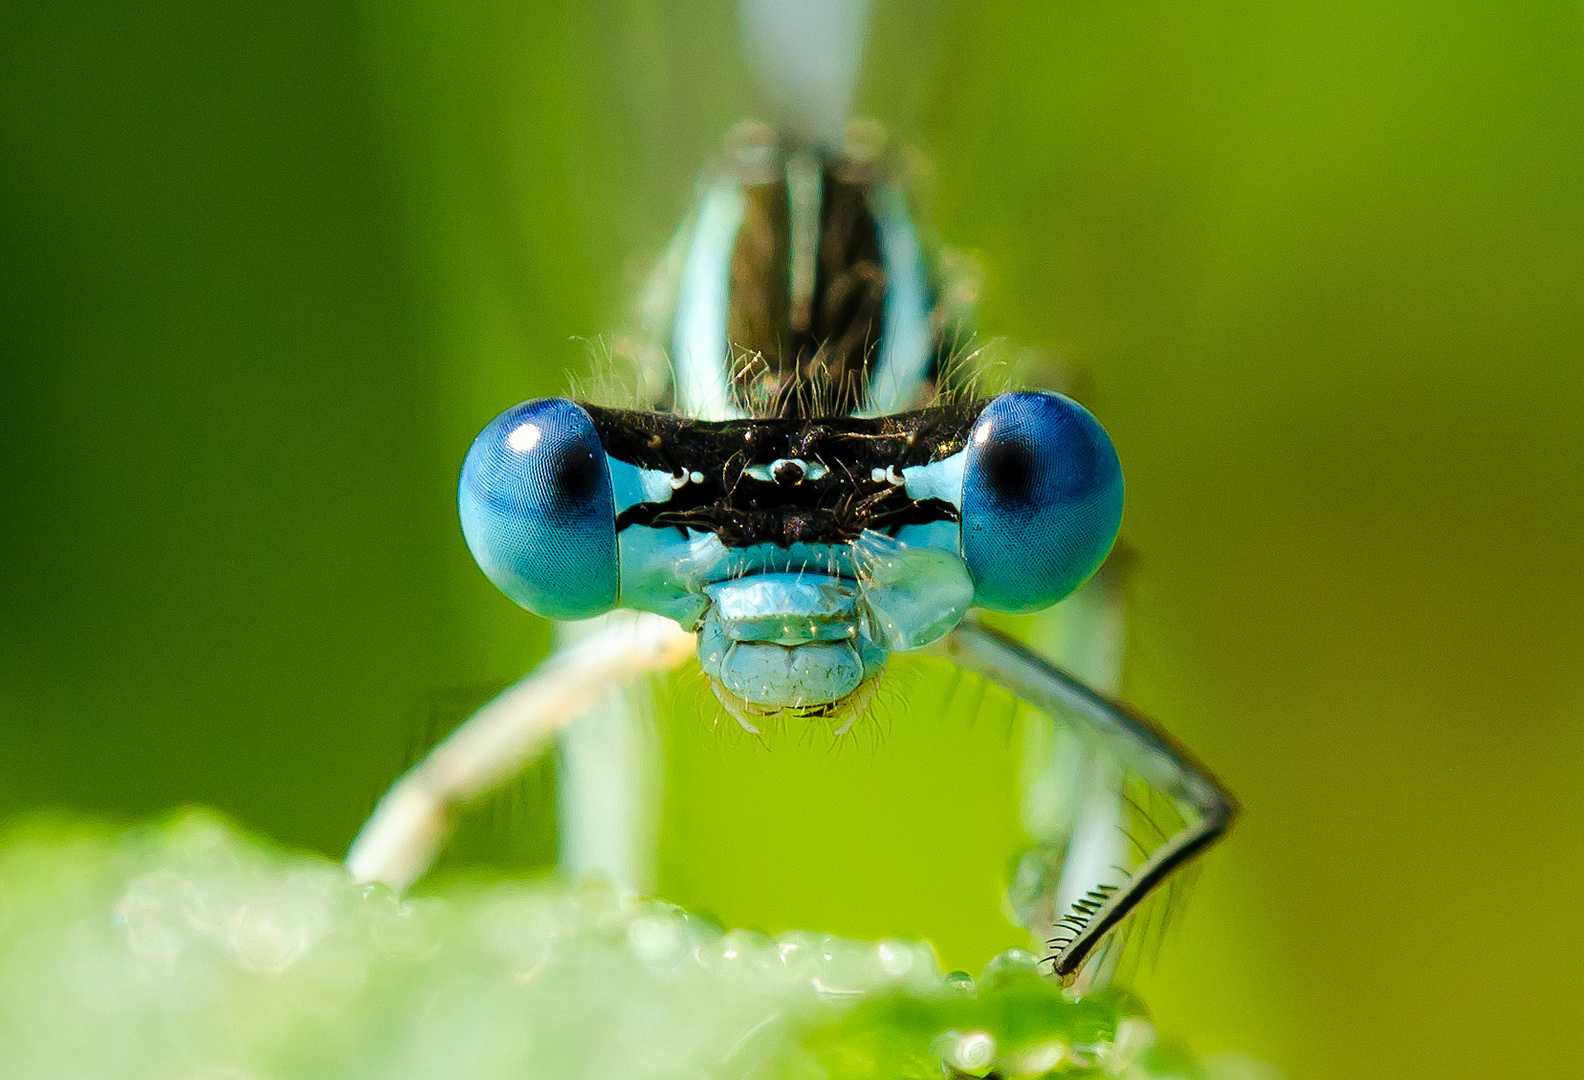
[4,2,1583,1078]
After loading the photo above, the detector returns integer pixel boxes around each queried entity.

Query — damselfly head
[457,392,1124,730]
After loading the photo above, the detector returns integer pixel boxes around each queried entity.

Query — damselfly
[346,0,1235,987]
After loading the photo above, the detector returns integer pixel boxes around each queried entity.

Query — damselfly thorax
[684,121,924,419]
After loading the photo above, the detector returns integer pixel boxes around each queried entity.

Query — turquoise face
[458,392,1123,728]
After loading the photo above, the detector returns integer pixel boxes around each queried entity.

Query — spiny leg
[940,619,1237,982]
[346,612,695,892]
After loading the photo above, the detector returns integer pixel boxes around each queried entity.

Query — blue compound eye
[458,398,618,621]
[961,391,1124,614]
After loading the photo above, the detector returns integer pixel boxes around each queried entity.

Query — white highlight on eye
[973,422,991,446]
[507,422,542,453]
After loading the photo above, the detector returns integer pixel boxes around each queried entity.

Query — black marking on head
[587,402,986,548]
